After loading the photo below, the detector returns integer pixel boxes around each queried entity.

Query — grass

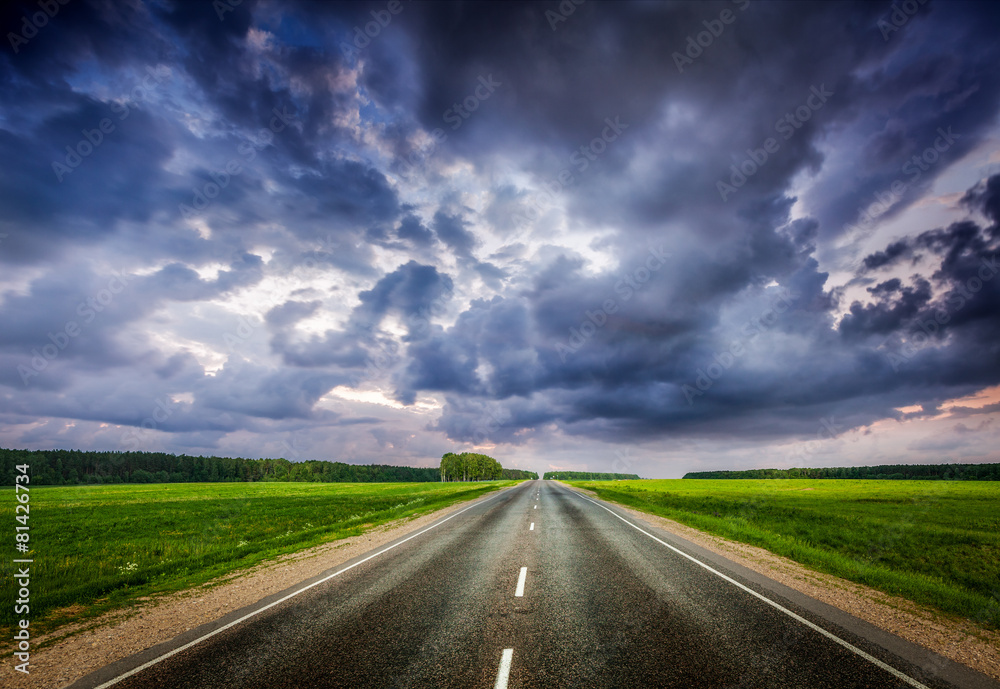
[0,480,515,638]
[568,479,1000,629]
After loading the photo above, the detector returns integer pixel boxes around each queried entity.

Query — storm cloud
[1,0,999,476]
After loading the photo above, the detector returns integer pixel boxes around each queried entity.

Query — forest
[542,471,642,480]
[683,463,1000,480]
[1,447,480,485]
[0,447,539,485]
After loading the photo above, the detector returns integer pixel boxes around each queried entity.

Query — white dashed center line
[529,522,534,531]
[515,567,527,597]
[494,648,514,689]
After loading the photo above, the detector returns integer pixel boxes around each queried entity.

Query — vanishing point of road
[71,480,999,689]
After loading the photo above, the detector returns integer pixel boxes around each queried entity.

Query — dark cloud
[431,210,477,259]
[0,97,179,264]
[283,159,402,227]
[395,214,435,246]
[416,171,1000,447]
[266,300,322,327]
[861,240,914,272]
[267,261,454,371]
[356,260,454,325]
[839,277,932,337]
[2,1,1000,472]
[962,173,1000,231]
[198,360,343,421]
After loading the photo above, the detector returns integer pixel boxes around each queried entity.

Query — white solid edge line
[530,522,535,531]
[515,566,527,597]
[494,648,514,689]
[573,492,931,689]
[90,489,511,689]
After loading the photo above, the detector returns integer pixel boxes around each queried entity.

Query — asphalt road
[72,480,999,689]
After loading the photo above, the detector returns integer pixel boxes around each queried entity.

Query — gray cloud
[2,0,999,474]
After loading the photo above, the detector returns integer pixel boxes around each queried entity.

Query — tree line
[683,463,1000,481]
[1,447,446,485]
[439,452,538,481]
[542,471,641,480]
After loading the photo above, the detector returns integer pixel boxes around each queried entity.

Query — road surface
[71,480,998,689]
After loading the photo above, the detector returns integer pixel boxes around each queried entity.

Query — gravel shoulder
[560,482,1000,682]
[1,492,504,689]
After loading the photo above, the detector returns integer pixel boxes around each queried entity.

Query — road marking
[88,489,513,689]
[533,504,537,509]
[571,490,932,689]
[530,522,535,531]
[515,567,527,597]
[494,648,514,689]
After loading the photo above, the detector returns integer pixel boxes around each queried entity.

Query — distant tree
[439,452,534,481]
[682,463,1000,480]
[542,471,641,481]
[131,469,154,483]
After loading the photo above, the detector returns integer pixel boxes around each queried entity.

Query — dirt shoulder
[559,482,1000,681]
[1,492,505,689]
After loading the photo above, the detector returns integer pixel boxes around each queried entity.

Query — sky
[1,0,999,479]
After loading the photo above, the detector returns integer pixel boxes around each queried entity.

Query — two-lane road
[72,480,998,689]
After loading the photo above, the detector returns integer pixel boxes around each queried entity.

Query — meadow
[0,481,514,637]
[569,479,1000,629]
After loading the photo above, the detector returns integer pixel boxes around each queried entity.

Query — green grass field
[569,479,1000,629]
[0,481,515,638]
